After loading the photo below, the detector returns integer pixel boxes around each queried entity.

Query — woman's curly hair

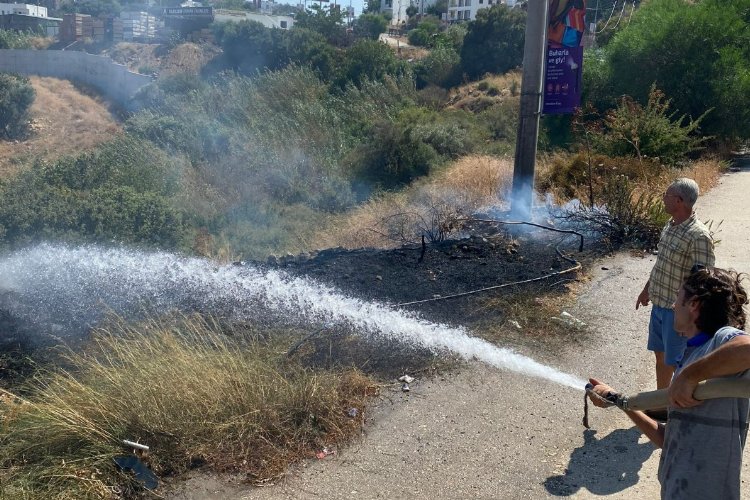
[682,267,748,335]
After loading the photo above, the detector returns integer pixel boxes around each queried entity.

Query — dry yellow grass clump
[313,155,514,249]
[0,315,375,498]
[0,76,120,178]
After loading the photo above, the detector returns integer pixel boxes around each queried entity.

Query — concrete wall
[0,49,152,109]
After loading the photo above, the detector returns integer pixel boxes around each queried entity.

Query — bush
[590,85,708,165]
[335,39,409,88]
[557,174,669,249]
[481,99,519,143]
[0,73,34,139]
[0,29,35,49]
[407,17,441,47]
[411,120,473,158]
[0,137,187,248]
[355,13,389,39]
[414,45,462,89]
[348,120,439,191]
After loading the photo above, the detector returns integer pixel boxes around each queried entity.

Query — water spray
[0,243,587,391]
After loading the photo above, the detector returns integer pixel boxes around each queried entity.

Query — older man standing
[636,178,715,391]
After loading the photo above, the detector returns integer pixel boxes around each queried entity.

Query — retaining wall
[0,49,152,109]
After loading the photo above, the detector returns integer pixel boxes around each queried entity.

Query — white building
[214,10,294,29]
[0,3,48,17]
[379,0,438,27]
[447,0,516,22]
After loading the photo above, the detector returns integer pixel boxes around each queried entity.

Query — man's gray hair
[670,178,700,207]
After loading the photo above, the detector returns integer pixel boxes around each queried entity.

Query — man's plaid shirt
[649,212,715,308]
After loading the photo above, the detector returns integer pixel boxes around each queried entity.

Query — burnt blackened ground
[276,222,595,332]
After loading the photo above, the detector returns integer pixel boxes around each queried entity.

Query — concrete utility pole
[510,0,549,218]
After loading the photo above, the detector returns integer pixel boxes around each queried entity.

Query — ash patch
[272,227,584,328]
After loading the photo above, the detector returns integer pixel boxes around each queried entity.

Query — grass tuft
[0,315,376,498]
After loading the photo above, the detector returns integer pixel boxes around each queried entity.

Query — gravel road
[168,170,750,499]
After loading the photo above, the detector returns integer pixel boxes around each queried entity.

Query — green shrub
[601,0,750,140]
[559,174,669,248]
[414,45,462,89]
[355,13,389,39]
[0,73,34,139]
[411,120,473,158]
[0,29,35,49]
[348,121,439,190]
[407,17,440,47]
[0,137,187,248]
[481,99,519,143]
[591,85,708,164]
[335,39,410,88]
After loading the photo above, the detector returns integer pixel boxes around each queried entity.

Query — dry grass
[447,71,522,111]
[106,42,220,75]
[0,76,121,178]
[0,315,376,498]
[537,152,724,204]
[313,155,514,249]
[316,151,723,252]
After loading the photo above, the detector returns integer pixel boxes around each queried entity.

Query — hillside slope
[0,76,120,178]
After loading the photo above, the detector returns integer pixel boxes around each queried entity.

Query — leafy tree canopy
[426,0,447,16]
[460,4,525,79]
[59,0,121,17]
[294,5,348,46]
[601,0,750,140]
[354,12,389,40]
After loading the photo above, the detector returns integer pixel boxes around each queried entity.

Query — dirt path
[168,170,750,499]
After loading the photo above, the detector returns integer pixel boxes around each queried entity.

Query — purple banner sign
[542,45,583,114]
[543,0,586,114]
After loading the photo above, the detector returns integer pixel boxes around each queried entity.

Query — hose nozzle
[584,382,624,408]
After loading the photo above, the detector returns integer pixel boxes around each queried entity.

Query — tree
[426,0,448,17]
[59,0,121,17]
[407,17,440,47]
[354,13,389,40]
[282,28,336,80]
[294,5,348,46]
[0,73,34,139]
[212,20,281,73]
[460,4,526,79]
[364,0,382,14]
[336,39,409,87]
[415,45,462,88]
[601,0,750,140]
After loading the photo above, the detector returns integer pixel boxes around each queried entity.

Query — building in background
[60,11,159,43]
[163,6,214,40]
[447,0,517,22]
[213,9,294,29]
[0,2,61,36]
[380,0,438,27]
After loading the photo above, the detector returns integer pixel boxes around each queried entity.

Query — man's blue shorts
[647,305,687,365]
